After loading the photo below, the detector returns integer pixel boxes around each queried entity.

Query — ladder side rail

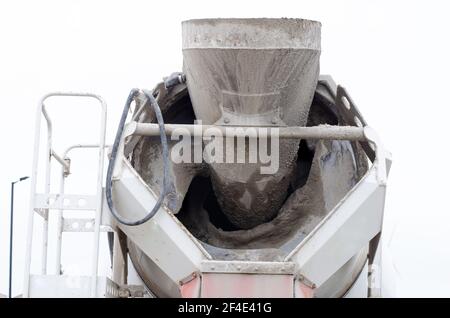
[42,105,52,275]
[24,93,53,297]
[88,97,107,297]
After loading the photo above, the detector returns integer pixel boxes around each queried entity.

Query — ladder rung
[34,194,97,211]
[63,218,112,232]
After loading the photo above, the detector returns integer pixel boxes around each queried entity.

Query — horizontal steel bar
[62,144,109,157]
[130,123,366,141]
[201,260,296,274]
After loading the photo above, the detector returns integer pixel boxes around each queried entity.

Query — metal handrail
[23,93,107,298]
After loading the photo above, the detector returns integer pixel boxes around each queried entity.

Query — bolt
[271,118,277,125]
[223,118,230,124]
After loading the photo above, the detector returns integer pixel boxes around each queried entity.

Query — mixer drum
[128,19,370,298]
[128,78,370,297]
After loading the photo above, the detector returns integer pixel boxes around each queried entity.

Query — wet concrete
[177,138,364,252]
[130,83,368,256]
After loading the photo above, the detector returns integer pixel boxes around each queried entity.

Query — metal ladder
[23,92,108,298]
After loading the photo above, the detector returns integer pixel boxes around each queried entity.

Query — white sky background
[0,0,449,297]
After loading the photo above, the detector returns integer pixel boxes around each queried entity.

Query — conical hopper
[182,18,321,229]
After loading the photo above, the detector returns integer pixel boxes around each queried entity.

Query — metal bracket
[63,158,71,177]
[297,274,317,289]
[179,272,199,286]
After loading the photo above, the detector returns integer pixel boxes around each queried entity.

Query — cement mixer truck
[22,18,391,298]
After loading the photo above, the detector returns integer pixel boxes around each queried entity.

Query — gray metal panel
[113,159,210,287]
[286,166,386,287]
